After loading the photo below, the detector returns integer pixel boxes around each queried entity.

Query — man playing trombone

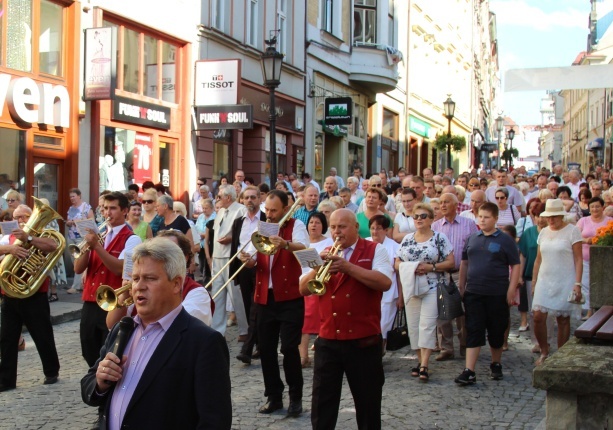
[299,208,392,430]
[74,192,141,368]
[239,189,308,417]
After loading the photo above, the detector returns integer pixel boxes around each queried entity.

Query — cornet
[68,220,110,259]
[96,283,133,311]
[307,238,343,296]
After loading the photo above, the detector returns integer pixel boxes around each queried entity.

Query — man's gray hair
[132,237,186,281]
[157,194,173,208]
[218,184,236,200]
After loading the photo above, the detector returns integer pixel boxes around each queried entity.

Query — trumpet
[68,220,110,259]
[307,238,343,296]
[96,283,133,311]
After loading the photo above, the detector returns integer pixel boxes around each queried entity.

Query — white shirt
[104,224,142,260]
[212,201,247,258]
[367,237,399,302]
[267,219,309,289]
[394,212,416,234]
[183,288,213,326]
[459,209,478,223]
[239,211,262,248]
[485,185,524,208]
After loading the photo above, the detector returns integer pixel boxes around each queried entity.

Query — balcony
[349,44,400,94]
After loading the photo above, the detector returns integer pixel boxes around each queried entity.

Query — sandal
[411,366,420,377]
[48,293,58,302]
[419,366,429,381]
[535,354,549,366]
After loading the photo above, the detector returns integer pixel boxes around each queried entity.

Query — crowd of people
[0,163,611,429]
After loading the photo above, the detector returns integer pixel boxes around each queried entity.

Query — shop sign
[0,74,70,128]
[318,120,347,137]
[481,143,498,152]
[194,59,240,106]
[195,105,253,130]
[324,97,353,125]
[409,115,431,138]
[133,133,153,187]
[112,96,171,130]
[83,27,117,101]
[239,86,297,130]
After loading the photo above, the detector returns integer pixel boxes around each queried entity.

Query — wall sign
[133,133,153,187]
[194,59,240,106]
[195,104,253,130]
[112,96,171,130]
[0,74,70,128]
[83,27,117,101]
[324,97,353,125]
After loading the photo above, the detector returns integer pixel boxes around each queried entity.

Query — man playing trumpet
[74,192,141,368]
[299,208,392,430]
[0,204,61,391]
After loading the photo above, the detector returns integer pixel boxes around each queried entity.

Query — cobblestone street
[0,306,550,430]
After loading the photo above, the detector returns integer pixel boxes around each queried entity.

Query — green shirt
[357,212,393,239]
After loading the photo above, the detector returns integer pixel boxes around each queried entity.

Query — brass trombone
[68,220,111,259]
[307,238,343,296]
[203,198,304,291]
[96,283,133,311]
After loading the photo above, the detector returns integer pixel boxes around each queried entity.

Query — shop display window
[0,128,26,198]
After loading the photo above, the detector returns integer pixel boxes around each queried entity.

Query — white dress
[367,237,400,339]
[532,224,582,318]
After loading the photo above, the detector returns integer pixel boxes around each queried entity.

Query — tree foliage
[434,134,467,152]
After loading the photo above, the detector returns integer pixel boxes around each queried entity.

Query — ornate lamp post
[443,95,456,169]
[260,36,283,186]
[496,115,504,169]
[507,127,516,169]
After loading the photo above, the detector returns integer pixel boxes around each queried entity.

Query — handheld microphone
[111,316,136,359]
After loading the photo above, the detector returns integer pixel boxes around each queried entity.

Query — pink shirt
[108,304,183,430]
[577,216,612,261]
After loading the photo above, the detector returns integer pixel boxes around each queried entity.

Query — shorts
[464,291,509,349]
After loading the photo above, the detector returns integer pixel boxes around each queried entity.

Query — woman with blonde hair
[5,190,23,216]
[538,189,554,203]
[141,188,164,236]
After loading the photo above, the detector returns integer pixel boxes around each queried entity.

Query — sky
[490,0,591,126]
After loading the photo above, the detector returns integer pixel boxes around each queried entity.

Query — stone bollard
[590,246,613,309]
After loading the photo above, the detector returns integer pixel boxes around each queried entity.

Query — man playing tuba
[0,204,61,391]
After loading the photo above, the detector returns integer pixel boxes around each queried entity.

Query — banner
[132,133,153,187]
[83,27,116,100]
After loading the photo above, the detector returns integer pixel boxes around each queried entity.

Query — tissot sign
[194,59,240,106]
[195,105,253,130]
[112,96,171,130]
[0,74,70,128]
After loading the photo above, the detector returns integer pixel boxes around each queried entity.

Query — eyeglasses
[142,200,155,204]
[243,195,258,200]
[6,199,16,203]
[15,215,29,221]
[412,213,430,220]
[197,183,204,186]
[495,196,507,200]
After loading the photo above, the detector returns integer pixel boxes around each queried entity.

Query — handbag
[386,308,410,351]
[437,274,464,321]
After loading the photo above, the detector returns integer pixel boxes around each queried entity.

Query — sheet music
[293,248,324,269]
[0,221,19,236]
[122,250,134,280]
[75,219,99,237]
[258,221,280,237]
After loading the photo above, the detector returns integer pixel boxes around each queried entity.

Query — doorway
[33,158,63,212]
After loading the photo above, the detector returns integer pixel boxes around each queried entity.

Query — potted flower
[589,220,613,308]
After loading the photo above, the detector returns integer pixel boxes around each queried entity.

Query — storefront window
[123,28,140,93]
[265,131,287,181]
[212,129,233,181]
[143,35,158,98]
[34,162,59,209]
[348,142,364,175]
[7,0,32,72]
[158,139,171,188]
[314,132,323,183]
[161,42,176,103]
[295,148,304,177]
[351,103,366,139]
[39,0,62,76]
[0,128,26,198]
[100,127,136,192]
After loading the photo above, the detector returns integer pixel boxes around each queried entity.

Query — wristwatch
[27,235,33,244]
[284,241,290,250]
[432,263,437,272]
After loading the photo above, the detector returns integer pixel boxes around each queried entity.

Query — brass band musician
[0,204,60,391]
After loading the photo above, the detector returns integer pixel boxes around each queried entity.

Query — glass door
[33,158,62,211]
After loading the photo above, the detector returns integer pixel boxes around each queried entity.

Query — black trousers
[238,267,258,355]
[0,293,60,387]
[80,301,109,367]
[256,294,304,401]
[311,336,384,430]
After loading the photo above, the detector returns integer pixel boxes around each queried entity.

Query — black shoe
[259,398,283,414]
[0,384,16,393]
[454,368,476,385]
[236,353,252,365]
[490,362,503,380]
[91,415,101,430]
[287,399,303,417]
[44,375,59,385]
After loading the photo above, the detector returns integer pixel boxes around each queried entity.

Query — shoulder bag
[386,308,410,351]
[435,233,465,321]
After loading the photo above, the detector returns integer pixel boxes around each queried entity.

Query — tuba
[0,197,66,299]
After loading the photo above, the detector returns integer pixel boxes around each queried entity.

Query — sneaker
[490,362,503,380]
[454,368,476,385]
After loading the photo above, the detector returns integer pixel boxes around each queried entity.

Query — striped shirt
[293,206,318,225]
[432,214,479,270]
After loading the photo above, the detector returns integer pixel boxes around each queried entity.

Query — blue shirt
[293,206,318,226]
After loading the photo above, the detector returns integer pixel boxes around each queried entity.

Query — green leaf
[434,134,467,152]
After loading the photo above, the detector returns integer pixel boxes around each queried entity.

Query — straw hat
[540,199,568,217]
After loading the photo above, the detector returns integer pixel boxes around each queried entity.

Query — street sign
[481,143,498,152]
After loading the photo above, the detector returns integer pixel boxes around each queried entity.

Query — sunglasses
[142,200,155,204]
[412,213,430,220]
[495,196,507,200]
[469,183,479,187]
[371,184,382,187]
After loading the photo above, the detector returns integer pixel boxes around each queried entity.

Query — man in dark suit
[81,237,232,429]
[230,186,267,363]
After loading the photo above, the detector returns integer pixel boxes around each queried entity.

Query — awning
[587,138,604,151]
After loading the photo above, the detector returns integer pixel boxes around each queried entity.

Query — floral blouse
[396,231,453,289]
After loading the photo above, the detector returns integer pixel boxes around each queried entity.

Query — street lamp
[260,36,283,186]
[507,127,516,168]
[496,115,504,169]
[443,95,456,169]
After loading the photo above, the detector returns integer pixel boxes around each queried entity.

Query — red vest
[254,218,303,305]
[2,235,49,295]
[82,225,133,303]
[318,238,382,340]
